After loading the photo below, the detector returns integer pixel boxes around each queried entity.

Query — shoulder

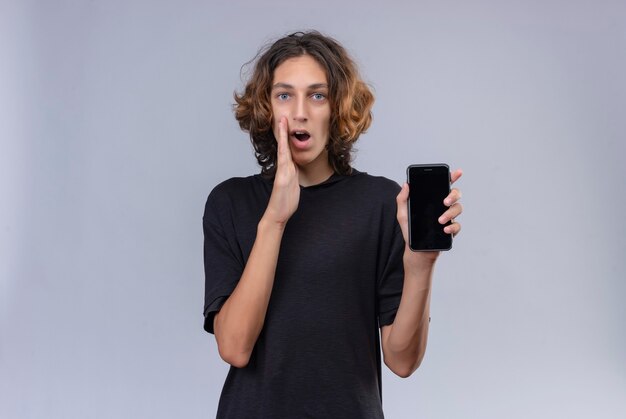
[204,174,269,216]
[207,175,267,202]
[337,170,401,218]
[348,170,402,197]
[209,174,261,194]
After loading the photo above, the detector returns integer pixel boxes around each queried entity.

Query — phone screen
[407,164,452,251]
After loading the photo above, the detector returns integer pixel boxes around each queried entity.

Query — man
[203,31,463,418]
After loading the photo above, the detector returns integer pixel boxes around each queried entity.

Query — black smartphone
[407,164,452,251]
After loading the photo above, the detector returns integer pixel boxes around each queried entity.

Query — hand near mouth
[263,116,301,226]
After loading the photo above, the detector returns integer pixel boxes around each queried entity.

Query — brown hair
[234,31,374,177]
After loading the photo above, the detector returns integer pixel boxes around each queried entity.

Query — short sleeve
[377,221,405,327]
[202,189,244,334]
[375,182,405,327]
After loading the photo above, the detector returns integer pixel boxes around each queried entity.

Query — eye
[277,93,290,101]
[311,93,326,101]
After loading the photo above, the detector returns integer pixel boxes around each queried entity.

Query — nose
[292,96,308,122]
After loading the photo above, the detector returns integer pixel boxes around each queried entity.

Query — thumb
[396,182,410,242]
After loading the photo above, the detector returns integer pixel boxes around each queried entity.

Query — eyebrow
[271,82,329,90]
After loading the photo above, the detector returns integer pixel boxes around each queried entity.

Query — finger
[444,188,462,206]
[444,222,461,236]
[438,203,463,224]
[450,169,463,185]
[276,117,293,165]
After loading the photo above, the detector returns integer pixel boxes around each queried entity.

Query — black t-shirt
[203,170,405,419]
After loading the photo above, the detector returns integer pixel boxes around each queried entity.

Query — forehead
[272,54,327,85]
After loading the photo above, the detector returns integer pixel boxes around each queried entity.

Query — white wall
[1,0,624,418]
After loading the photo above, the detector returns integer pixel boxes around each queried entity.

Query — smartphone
[407,164,452,251]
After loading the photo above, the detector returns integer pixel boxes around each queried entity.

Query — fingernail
[438,216,445,224]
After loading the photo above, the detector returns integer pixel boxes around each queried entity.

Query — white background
[1,0,625,418]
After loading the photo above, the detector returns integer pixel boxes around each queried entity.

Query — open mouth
[291,130,311,142]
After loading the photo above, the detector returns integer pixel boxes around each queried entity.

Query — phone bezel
[406,164,453,252]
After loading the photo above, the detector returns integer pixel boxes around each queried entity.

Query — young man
[203,31,463,418]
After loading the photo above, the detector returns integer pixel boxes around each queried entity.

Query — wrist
[403,247,438,275]
[258,216,287,235]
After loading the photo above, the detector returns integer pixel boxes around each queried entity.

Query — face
[271,54,332,173]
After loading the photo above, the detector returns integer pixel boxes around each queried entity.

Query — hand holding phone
[407,164,453,251]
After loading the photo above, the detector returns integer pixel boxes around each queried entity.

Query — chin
[293,158,314,168]
[294,152,326,168]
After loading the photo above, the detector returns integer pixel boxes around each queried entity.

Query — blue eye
[312,93,325,100]
[277,93,290,100]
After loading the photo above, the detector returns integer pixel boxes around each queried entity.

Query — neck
[297,161,334,187]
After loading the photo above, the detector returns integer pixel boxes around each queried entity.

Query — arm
[213,117,299,368]
[381,170,463,378]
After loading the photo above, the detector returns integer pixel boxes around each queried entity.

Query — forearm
[214,217,285,367]
[382,250,435,377]
[382,169,463,377]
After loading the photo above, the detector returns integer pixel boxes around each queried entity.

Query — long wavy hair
[234,31,374,177]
